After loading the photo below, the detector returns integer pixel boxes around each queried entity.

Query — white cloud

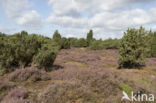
[0,26,17,34]
[2,0,43,30]
[46,14,88,28]
[46,0,156,39]
[47,0,155,16]
[90,9,155,30]
[16,10,43,29]
[1,0,156,39]
[4,0,31,18]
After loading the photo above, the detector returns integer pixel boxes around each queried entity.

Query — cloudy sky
[0,0,156,39]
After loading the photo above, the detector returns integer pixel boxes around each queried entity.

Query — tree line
[0,26,156,74]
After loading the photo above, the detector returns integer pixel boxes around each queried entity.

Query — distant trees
[86,30,93,46]
[73,38,88,47]
[52,30,70,49]
[89,40,104,50]
[0,26,155,74]
[89,38,120,50]
[118,27,148,68]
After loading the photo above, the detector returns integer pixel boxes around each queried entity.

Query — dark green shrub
[151,44,156,57]
[0,31,59,74]
[119,27,148,68]
[148,31,156,57]
[86,29,93,46]
[33,41,58,69]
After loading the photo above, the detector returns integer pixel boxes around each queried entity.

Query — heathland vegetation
[0,26,156,103]
[0,26,155,74]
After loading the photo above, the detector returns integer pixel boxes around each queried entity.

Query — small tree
[86,30,93,46]
[119,26,148,68]
[52,30,62,49]
[53,30,61,40]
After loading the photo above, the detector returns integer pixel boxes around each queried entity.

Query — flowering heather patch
[1,88,35,103]
[50,67,133,102]
[7,88,28,99]
[0,81,14,92]
[0,48,155,103]
[145,58,156,66]
[8,67,51,82]
[0,78,15,101]
[1,98,34,103]
[38,81,99,103]
[54,48,119,69]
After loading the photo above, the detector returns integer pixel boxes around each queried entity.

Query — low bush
[0,31,59,74]
[50,68,128,101]
[0,80,15,101]
[38,81,98,103]
[0,81,14,92]
[1,88,34,103]
[1,98,34,103]
[33,42,58,69]
[9,68,51,82]
[6,88,28,99]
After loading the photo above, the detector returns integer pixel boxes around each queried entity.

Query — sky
[0,0,156,39]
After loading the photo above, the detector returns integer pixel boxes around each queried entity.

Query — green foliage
[73,38,88,47]
[53,30,61,40]
[103,38,120,49]
[0,31,59,74]
[68,37,78,47]
[86,29,93,46]
[52,30,70,49]
[60,38,70,49]
[89,38,120,50]
[119,26,148,68]
[151,44,156,57]
[33,41,58,69]
[147,31,156,57]
[68,38,88,47]
[89,40,104,50]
